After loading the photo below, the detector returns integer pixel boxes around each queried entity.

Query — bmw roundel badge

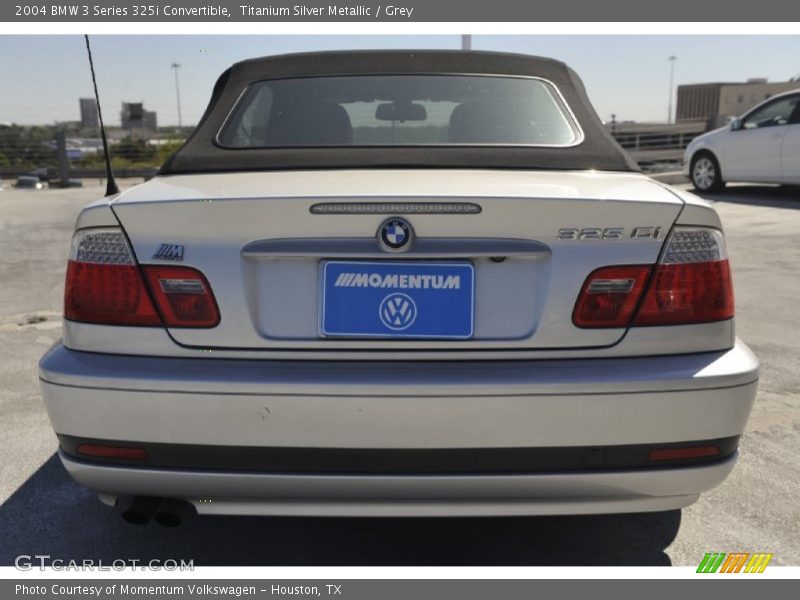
[378,217,414,252]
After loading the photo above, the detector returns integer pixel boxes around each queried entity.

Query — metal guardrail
[608,118,709,166]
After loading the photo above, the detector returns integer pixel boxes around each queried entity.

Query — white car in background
[40,51,758,525]
[685,88,800,191]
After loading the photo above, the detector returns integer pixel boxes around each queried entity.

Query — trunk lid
[111,169,683,351]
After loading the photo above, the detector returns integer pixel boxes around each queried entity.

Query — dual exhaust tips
[121,497,196,527]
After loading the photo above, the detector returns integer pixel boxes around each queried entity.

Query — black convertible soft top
[160,50,638,175]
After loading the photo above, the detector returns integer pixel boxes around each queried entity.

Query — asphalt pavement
[0,179,798,566]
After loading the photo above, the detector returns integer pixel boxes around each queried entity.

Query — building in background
[676,79,799,127]
[120,102,158,138]
[78,98,99,132]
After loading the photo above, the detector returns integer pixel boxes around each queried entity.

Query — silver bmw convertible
[39,50,758,524]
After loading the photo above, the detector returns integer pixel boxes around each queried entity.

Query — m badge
[152,243,185,261]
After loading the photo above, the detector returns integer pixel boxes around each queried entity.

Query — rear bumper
[40,341,758,449]
[40,340,758,515]
[62,450,737,517]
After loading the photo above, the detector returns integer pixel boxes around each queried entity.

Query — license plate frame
[319,260,475,340]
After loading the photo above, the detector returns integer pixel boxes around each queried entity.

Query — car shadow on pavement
[0,454,680,566]
[697,185,800,209]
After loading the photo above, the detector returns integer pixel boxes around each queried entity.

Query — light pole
[171,62,183,129]
[667,56,677,124]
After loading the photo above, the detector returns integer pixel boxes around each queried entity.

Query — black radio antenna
[84,34,119,196]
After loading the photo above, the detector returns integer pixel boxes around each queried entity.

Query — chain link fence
[0,125,185,186]
[1,119,711,186]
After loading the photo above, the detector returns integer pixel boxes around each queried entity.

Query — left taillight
[64,228,219,328]
[65,228,161,326]
[141,265,220,328]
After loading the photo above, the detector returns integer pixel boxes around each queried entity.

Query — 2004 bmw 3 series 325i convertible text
[39,51,758,523]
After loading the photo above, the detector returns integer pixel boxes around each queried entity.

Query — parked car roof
[161,50,637,175]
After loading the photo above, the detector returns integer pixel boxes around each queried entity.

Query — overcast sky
[0,35,798,126]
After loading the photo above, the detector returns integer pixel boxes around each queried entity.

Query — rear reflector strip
[76,444,148,460]
[648,445,720,461]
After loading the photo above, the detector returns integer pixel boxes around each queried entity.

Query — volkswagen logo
[377,217,414,252]
[379,293,417,331]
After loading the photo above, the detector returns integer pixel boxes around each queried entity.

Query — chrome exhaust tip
[153,498,197,527]
[120,496,162,525]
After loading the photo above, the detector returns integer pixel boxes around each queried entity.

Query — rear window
[217,75,583,148]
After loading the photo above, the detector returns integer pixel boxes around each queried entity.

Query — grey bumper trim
[40,341,759,397]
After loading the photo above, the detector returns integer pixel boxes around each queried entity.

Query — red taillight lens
[572,265,652,328]
[634,259,734,326]
[65,228,162,326]
[142,266,220,328]
[65,261,162,326]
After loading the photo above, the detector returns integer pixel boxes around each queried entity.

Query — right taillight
[633,227,734,326]
[573,226,734,329]
[572,265,652,328]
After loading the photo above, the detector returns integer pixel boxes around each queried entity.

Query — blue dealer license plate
[320,261,475,339]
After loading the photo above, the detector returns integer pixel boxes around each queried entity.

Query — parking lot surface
[0,180,798,566]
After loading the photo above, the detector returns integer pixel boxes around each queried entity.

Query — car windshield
[217,75,583,148]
